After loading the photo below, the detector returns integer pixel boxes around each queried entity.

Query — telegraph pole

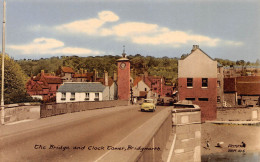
[1,0,6,125]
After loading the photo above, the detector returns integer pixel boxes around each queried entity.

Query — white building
[56,82,105,103]
[132,76,152,100]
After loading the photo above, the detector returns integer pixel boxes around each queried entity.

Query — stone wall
[170,108,202,162]
[217,107,260,121]
[40,100,129,118]
[224,93,237,107]
[4,106,40,123]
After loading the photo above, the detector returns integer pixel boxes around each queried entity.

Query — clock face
[120,62,126,69]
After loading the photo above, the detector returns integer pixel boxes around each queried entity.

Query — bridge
[0,103,201,162]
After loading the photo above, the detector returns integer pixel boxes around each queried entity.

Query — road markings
[167,134,176,162]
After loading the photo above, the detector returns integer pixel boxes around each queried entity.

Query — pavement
[0,105,137,138]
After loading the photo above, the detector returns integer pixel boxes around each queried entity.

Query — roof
[57,82,105,93]
[61,67,75,73]
[44,76,62,84]
[224,78,236,92]
[133,76,143,86]
[96,77,114,87]
[237,83,260,95]
[236,76,260,95]
[236,76,260,83]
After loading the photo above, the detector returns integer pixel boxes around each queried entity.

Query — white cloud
[55,11,119,35]
[51,10,243,48]
[224,40,244,46]
[8,37,102,55]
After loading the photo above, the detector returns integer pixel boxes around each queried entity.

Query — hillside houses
[26,70,62,101]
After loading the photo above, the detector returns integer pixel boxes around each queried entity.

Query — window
[145,88,147,91]
[217,81,221,87]
[187,78,193,87]
[185,98,195,101]
[217,96,221,103]
[70,93,75,100]
[199,98,208,101]
[95,93,99,101]
[202,78,208,88]
[61,93,66,100]
[85,93,90,101]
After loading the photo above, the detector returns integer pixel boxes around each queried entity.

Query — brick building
[26,70,62,101]
[224,76,260,107]
[178,45,217,121]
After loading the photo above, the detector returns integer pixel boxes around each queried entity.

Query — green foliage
[0,54,35,104]
[17,55,259,87]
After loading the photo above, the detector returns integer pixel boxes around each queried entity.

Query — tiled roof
[236,76,260,83]
[44,76,62,84]
[97,77,114,87]
[73,72,93,78]
[133,76,143,87]
[237,83,260,95]
[224,78,236,92]
[61,67,75,73]
[73,73,88,78]
[57,82,105,93]
[236,76,260,95]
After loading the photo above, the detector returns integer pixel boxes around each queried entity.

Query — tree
[0,54,32,104]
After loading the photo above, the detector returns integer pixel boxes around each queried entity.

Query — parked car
[141,99,156,112]
[157,98,164,106]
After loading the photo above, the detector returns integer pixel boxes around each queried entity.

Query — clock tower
[117,48,130,101]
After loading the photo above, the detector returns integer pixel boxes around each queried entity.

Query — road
[0,105,166,162]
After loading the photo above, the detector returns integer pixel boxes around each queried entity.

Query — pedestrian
[241,141,246,148]
[206,141,210,150]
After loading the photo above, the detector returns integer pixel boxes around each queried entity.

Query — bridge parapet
[170,107,202,162]
[96,107,172,162]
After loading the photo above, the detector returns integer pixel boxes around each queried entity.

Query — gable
[178,48,217,78]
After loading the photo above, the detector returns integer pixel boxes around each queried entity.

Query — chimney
[191,45,199,52]
[41,70,44,75]
[113,71,117,81]
[93,69,97,82]
[144,71,148,77]
[104,71,108,86]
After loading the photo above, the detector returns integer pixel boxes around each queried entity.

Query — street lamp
[1,0,6,125]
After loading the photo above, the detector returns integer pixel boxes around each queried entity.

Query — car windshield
[144,99,153,103]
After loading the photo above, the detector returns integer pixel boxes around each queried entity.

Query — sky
[0,0,259,62]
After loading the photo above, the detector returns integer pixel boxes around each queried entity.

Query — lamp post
[1,0,6,125]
